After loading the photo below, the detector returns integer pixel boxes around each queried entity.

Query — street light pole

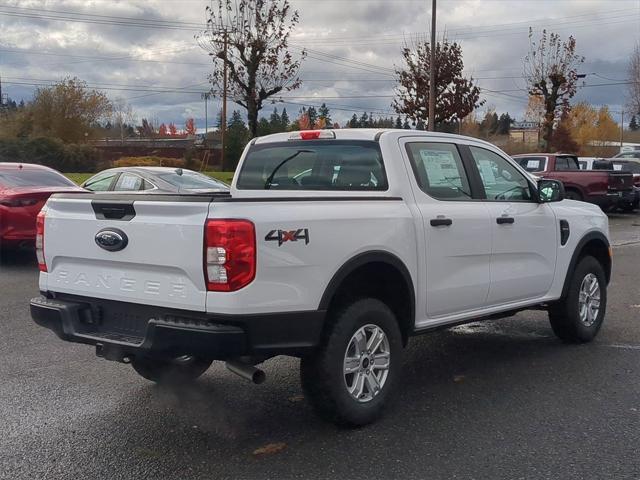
[428,0,437,132]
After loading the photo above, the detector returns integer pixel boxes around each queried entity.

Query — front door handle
[430,218,453,227]
[496,217,515,225]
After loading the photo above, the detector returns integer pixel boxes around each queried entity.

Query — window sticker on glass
[613,164,622,171]
[120,175,141,190]
[527,160,540,170]
[419,149,459,185]
[478,159,497,185]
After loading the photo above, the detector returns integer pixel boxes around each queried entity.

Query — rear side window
[114,173,144,191]
[84,173,117,192]
[405,142,472,200]
[236,141,387,191]
[156,171,228,191]
[516,156,547,172]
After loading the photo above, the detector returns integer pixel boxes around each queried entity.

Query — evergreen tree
[225,110,250,170]
[497,113,513,135]
[318,103,331,125]
[359,112,369,128]
[349,114,359,128]
[307,106,318,127]
[415,118,426,130]
[395,116,403,129]
[257,117,271,136]
[269,108,282,132]
[402,118,411,129]
[281,108,290,130]
[629,114,639,132]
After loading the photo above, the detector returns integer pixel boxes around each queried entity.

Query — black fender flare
[560,231,611,298]
[318,250,416,326]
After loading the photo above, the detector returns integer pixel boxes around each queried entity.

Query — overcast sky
[0,0,638,129]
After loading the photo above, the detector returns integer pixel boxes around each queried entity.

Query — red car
[0,163,83,249]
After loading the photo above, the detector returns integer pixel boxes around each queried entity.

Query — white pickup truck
[31,129,611,426]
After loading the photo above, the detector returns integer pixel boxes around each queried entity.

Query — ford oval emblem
[95,228,128,252]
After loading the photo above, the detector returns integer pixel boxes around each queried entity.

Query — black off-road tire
[548,255,607,343]
[300,298,403,427]
[564,189,583,202]
[131,356,212,384]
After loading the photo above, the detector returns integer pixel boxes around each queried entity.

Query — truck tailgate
[608,172,634,191]
[41,195,214,311]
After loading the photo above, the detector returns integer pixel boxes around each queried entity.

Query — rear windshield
[516,156,547,172]
[156,171,228,191]
[0,169,75,187]
[236,140,388,191]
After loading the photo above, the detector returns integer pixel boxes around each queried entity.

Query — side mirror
[538,179,564,203]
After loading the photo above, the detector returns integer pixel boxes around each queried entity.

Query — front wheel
[549,256,607,343]
[300,298,403,426]
[131,355,212,384]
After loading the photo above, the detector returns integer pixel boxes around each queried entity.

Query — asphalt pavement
[1,216,639,480]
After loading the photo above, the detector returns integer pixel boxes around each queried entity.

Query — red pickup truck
[513,153,635,211]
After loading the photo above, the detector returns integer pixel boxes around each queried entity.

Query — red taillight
[36,209,47,272]
[204,219,256,292]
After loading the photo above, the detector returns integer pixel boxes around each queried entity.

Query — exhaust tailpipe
[225,360,266,384]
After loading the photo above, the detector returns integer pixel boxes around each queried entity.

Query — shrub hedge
[0,137,106,172]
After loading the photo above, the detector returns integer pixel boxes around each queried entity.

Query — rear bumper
[30,294,325,361]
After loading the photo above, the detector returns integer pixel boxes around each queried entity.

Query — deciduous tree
[394,39,483,129]
[30,77,112,143]
[523,29,584,149]
[198,0,306,137]
[185,118,196,135]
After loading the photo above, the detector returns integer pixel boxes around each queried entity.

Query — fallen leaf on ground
[453,375,466,383]
[253,442,287,457]
[288,395,304,403]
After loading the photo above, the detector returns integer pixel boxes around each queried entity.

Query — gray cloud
[0,0,638,128]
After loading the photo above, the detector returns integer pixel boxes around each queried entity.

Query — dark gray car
[82,167,229,193]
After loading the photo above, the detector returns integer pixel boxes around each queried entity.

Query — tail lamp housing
[204,219,256,292]
[36,209,47,272]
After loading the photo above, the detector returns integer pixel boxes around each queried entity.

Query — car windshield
[155,170,228,190]
[0,169,75,187]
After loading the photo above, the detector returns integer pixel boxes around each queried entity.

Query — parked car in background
[513,153,634,211]
[612,151,640,160]
[82,167,229,193]
[0,163,83,249]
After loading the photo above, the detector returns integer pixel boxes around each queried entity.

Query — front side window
[236,141,387,191]
[470,146,532,202]
[405,142,471,200]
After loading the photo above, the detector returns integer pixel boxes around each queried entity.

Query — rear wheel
[300,298,403,426]
[564,189,583,201]
[549,256,607,343]
[131,355,212,383]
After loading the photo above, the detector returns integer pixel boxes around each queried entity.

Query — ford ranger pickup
[31,130,611,425]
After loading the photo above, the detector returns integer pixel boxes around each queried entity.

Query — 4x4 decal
[265,228,310,246]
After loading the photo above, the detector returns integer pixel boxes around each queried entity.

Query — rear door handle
[496,217,515,225]
[430,218,453,227]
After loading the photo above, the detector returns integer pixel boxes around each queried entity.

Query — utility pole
[620,109,625,149]
[221,30,229,171]
[201,92,212,141]
[428,0,437,132]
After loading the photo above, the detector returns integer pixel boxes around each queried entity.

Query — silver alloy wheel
[578,273,601,327]
[343,324,391,403]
